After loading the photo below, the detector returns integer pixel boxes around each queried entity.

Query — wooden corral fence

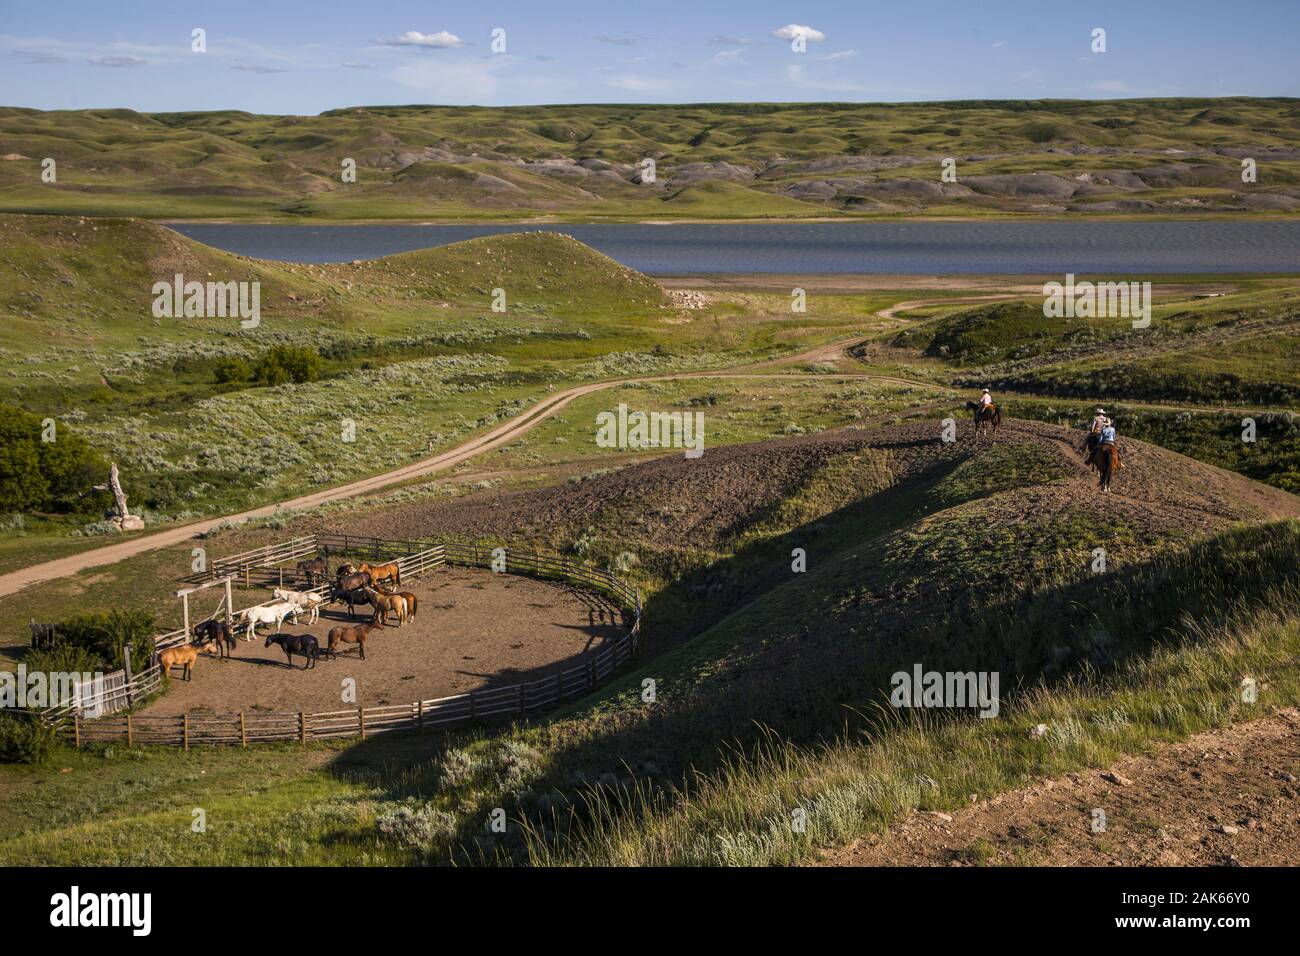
[39,534,641,748]
[209,534,318,588]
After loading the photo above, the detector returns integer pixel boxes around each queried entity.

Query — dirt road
[0,281,1241,598]
[0,333,909,598]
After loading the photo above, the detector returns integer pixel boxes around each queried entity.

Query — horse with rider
[965,387,1002,438]
[1081,406,1123,491]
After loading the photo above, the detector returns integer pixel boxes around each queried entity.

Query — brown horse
[378,586,419,623]
[359,561,401,588]
[965,400,1001,438]
[336,569,372,593]
[365,587,407,627]
[160,642,210,681]
[194,619,236,659]
[326,622,380,660]
[1094,442,1121,492]
[296,557,327,586]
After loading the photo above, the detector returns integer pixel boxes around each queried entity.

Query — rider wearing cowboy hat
[1084,407,1110,459]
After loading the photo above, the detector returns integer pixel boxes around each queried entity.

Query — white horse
[242,601,299,641]
[273,588,325,624]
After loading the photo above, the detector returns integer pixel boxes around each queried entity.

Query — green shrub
[252,346,323,386]
[0,403,109,515]
[54,608,156,671]
[213,356,251,383]
[0,712,58,764]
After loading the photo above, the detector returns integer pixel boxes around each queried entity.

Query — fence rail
[40,534,641,747]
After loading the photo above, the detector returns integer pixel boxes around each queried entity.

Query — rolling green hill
[4,419,1299,866]
[3,99,1299,220]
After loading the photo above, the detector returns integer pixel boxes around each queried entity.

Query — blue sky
[2,0,1297,113]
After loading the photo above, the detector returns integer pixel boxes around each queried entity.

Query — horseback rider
[979,388,993,411]
[1089,418,1122,472]
[1083,407,1110,459]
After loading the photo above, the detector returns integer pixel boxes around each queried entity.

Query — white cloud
[771,24,826,43]
[820,49,857,61]
[377,30,464,49]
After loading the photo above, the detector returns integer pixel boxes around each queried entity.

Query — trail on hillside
[0,281,1257,597]
[822,709,1300,867]
[0,334,934,597]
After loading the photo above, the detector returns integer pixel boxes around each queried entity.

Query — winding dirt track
[0,284,1243,598]
[0,332,912,598]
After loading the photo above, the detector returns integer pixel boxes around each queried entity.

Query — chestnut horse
[365,587,408,627]
[358,561,400,588]
[378,586,419,623]
[1094,442,1121,492]
[327,622,380,660]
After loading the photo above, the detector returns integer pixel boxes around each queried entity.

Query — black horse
[333,585,375,620]
[265,633,320,669]
[194,618,236,659]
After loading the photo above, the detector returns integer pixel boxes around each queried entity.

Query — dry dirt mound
[327,419,1300,551]
[824,709,1300,867]
[326,426,969,550]
[142,566,623,716]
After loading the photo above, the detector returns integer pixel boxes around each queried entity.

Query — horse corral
[145,564,625,716]
[38,535,641,747]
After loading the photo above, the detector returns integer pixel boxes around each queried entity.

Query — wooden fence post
[126,714,133,747]
[122,646,135,708]
[358,706,366,739]
[298,711,306,745]
[240,712,247,748]
[73,714,81,749]
[417,700,424,732]
[182,713,189,751]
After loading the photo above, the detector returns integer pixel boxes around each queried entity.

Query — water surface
[168,220,1300,274]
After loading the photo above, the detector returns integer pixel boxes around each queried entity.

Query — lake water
[167,221,1300,275]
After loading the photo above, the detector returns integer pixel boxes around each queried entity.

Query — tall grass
[525,592,1300,866]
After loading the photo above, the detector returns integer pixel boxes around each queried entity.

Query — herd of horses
[160,559,420,679]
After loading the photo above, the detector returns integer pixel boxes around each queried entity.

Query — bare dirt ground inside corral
[822,709,1300,867]
[143,565,623,716]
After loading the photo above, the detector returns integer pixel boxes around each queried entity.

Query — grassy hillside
[0,213,895,557]
[3,99,1300,220]
[4,420,1299,865]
